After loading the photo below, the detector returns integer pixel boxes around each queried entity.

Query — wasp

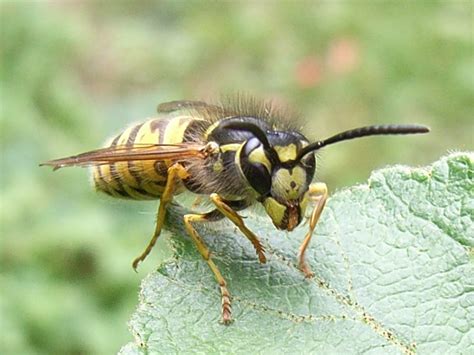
[41,98,429,324]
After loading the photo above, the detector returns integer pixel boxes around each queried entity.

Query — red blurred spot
[327,38,360,74]
[295,55,322,88]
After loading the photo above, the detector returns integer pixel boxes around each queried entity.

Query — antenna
[296,124,430,160]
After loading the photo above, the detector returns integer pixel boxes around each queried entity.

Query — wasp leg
[210,193,266,264]
[184,213,232,325]
[132,163,189,270]
[298,182,328,278]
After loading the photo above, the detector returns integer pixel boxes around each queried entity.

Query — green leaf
[121,153,473,354]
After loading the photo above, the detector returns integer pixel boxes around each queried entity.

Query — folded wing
[40,143,209,171]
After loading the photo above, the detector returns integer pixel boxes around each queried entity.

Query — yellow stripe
[274,144,297,162]
[160,116,193,194]
[92,166,107,192]
[98,164,124,197]
[100,164,120,190]
[136,120,161,144]
[248,146,272,172]
[134,121,165,182]
[114,124,158,199]
[131,119,169,197]
[92,166,100,188]
[204,120,222,139]
[220,143,241,153]
[121,184,150,199]
[162,116,193,144]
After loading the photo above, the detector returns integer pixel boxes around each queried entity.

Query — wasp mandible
[41,98,429,324]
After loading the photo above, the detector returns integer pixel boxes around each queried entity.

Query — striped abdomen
[92,115,202,200]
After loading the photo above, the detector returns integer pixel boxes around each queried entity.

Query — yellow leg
[132,163,189,270]
[298,182,328,278]
[184,213,232,325]
[210,193,266,264]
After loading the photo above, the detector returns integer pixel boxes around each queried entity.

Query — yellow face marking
[272,167,307,200]
[274,144,297,162]
[248,146,272,172]
[263,197,286,226]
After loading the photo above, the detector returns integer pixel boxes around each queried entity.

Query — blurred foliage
[0,1,472,354]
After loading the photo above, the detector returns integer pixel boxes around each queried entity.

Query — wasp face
[263,163,312,231]
[238,131,316,231]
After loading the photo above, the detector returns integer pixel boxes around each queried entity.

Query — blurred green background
[1,1,472,354]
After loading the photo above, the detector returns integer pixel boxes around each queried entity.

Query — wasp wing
[40,143,210,171]
[157,100,226,118]
[157,100,211,113]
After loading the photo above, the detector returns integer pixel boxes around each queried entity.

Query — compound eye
[300,152,316,184]
[242,137,261,156]
[240,138,272,195]
[301,152,315,170]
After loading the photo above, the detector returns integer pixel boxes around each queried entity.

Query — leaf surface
[121,153,473,354]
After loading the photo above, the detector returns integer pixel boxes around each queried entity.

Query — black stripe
[150,118,168,144]
[110,134,120,146]
[100,188,114,197]
[109,134,131,198]
[95,166,113,196]
[125,185,159,199]
[127,123,144,185]
[126,124,141,145]
[113,187,132,198]
[151,161,168,187]
[131,186,157,198]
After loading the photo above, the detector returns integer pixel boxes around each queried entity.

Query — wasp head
[236,128,316,231]
[222,119,429,232]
